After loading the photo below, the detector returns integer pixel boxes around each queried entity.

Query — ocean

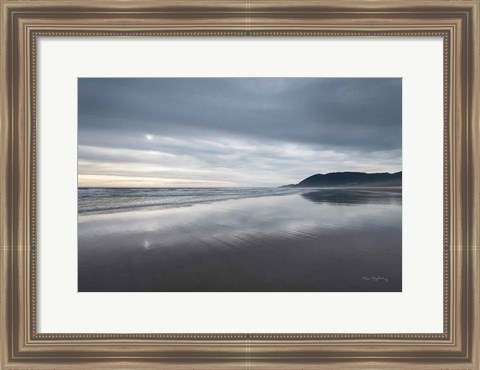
[78,187,299,215]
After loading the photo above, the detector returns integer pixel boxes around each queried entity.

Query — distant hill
[283,171,402,188]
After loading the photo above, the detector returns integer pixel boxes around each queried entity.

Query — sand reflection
[79,190,402,292]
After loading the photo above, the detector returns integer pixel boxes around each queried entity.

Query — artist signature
[363,275,389,283]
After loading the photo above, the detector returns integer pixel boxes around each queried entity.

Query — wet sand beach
[78,189,402,292]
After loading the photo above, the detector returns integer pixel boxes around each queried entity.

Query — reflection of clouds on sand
[78,190,402,292]
[142,239,152,249]
[301,188,401,206]
[79,191,401,252]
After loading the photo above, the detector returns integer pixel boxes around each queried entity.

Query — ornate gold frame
[1,0,479,368]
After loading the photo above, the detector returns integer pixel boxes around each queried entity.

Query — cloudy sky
[78,78,401,188]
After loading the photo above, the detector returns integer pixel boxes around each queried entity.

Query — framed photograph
[1,0,478,369]
[77,77,403,293]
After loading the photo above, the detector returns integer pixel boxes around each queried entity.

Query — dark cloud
[78,78,401,187]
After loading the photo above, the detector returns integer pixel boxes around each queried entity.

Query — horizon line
[78,171,402,189]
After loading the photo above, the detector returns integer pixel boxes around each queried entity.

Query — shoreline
[78,186,402,216]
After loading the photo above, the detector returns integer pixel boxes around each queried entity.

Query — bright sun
[145,134,153,141]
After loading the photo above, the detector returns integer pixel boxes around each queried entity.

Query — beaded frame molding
[1,1,479,369]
